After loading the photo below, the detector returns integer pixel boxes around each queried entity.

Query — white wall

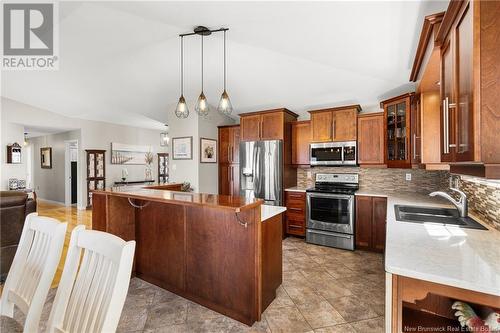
[2,97,234,206]
[167,104,235,193]
[2,98,167,208]
[30,130,81,203]
[0,119,26,188]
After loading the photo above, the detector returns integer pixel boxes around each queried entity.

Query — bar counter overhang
[91,185,283,326]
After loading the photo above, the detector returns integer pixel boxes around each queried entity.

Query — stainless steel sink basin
[394,205,487,230]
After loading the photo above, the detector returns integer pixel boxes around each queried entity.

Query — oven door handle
[306,229,352,238]
[306,193,353,200]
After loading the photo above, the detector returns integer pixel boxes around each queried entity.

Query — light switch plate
[405,173,412,181]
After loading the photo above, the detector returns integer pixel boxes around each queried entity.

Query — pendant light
[217,30,233,115]
[174,36,189,118]
[195,35,210,116]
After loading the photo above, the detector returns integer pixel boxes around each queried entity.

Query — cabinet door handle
[228,145,231,162]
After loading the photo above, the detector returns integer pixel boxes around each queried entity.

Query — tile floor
[6,236,385,333]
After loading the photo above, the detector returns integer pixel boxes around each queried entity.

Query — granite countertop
[284,186,308,192]
[383,192,500,296]
[92,187,263,211]
[261,205,287,221]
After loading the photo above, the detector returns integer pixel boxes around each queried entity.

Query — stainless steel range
[306,173,359,250]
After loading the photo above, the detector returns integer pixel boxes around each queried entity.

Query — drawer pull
[288,207,303,212]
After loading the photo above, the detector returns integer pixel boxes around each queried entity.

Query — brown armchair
[0,191,36,281]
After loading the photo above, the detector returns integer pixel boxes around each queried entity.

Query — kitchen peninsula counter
[91,188,283,326]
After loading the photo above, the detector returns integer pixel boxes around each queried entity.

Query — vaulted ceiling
[1,1,449,129]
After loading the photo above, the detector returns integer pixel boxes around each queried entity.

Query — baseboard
[37,198,65,206]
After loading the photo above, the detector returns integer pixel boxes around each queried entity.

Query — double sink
[395,205,487,230]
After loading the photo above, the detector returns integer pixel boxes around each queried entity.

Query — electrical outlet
[405,173,412,181]
[307,171,312,179]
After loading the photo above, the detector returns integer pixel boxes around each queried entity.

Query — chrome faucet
[429,188,468,217]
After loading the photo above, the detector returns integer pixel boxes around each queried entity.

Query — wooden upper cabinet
[261,112,285,140]
[357,113,385,165]
[310,111,333,142]
[381,94,413,169]
[218,125,240,164]
[333,109,357,141]
[309,105,360,142]
[231,126,240,164]
[219,126,231,164]
[441,38,455,162]
[291,121,311,165]
[454,3,474,162]
[240,115,261,141]
[240,109,298,141]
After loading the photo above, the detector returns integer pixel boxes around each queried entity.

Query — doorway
[65,140,79,206]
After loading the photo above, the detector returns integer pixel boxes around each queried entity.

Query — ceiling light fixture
[160,124,169,146]
[195,34,210,117]
[174,36,189,118]
[174,26,230,119]
[217,30,233,115]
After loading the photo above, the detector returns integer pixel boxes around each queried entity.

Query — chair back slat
[0,213,67,333]
[47,226,135,333]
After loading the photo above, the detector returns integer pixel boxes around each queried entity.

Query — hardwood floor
[36,200,92,287]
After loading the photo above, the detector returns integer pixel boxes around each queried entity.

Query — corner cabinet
[309,105,360,143]
[291,121,311,166]
[357,113,385,166]
[381,94,413,168]
[86,149,106,208]
[218,125,240,196]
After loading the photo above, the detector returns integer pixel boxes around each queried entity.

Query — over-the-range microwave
[309,141,357,166]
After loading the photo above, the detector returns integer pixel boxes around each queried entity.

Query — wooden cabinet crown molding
[238,108,299,119]
[380,92,415,109]
[410,11,445,82]
[307,104,361,114]
[435,0,468,45]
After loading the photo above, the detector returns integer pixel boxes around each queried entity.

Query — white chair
[47,225,135,333]
[0,213,67,332]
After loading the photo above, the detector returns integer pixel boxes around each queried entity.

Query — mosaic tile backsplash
[297,167,449,195]
[457,176,500,231]
[296,167,500,230]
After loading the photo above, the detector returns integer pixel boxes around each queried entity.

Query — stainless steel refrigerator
[240,140,283,206]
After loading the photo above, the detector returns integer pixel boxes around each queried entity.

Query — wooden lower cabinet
[355,195,387,252]
[219,164,239,196]
[391,274,500,333]
[284,191,306,236]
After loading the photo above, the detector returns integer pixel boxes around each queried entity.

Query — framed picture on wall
[172,136,193,160]
[200,138,217,163]
[40,147,52,169]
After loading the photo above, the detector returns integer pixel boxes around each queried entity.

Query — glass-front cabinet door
[382,94,412,168]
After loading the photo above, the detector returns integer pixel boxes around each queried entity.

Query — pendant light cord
[201,35,204,92]
[180,36,184,95]
[223,30,226,90]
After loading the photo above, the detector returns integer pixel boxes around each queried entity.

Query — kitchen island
[91,185,285,325]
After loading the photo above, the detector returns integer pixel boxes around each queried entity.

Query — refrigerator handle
[252,144,259,197]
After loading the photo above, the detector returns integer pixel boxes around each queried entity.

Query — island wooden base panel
[92,193,282,326]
